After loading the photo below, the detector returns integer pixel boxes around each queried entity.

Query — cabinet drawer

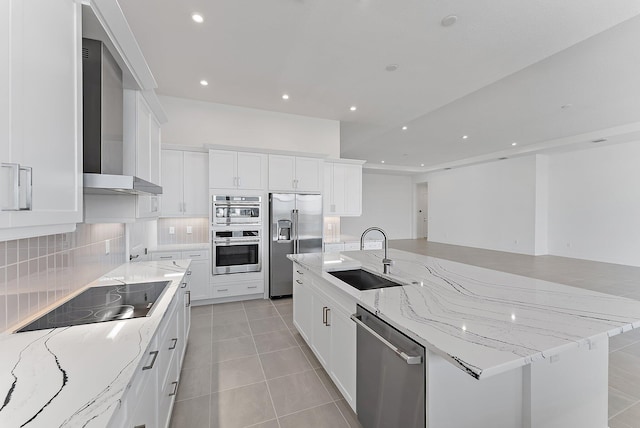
[213,281,264,298]
[152,251,181,261]
[180,250,208,261]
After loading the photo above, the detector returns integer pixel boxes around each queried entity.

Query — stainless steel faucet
[360,227,393,274]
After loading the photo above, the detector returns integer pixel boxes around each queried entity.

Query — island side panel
[523,336,608,428]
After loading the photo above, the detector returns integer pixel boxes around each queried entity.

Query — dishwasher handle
[351,314,423,365]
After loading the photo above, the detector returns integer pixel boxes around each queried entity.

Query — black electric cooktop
[17,281,171,333]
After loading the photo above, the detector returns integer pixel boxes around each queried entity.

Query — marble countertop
[289,249,640,379]
[0,260,191,428]
[150,243,209,252]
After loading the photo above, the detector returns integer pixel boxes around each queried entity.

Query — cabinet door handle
[295,279,303,285]
[169,338,178,350]
[185,291,191,307]
[20,165,33,211]
[142,350,159,370]
[134,425,146,428]
[1,163,20,211]
[237,177,241,187]
[183,202,187,212]
[322,306,327,325]
[325,308,331,326]
[169,381,179,396]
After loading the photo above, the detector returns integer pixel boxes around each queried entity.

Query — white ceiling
[119,0,640,169]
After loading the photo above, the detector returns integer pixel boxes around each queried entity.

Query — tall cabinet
[0,0,82,239]
[161,149,208,217]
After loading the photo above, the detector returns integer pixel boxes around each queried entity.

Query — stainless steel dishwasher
[351,305,426,428]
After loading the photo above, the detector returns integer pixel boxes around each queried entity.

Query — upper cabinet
[161,150,208,217]
[209,150,266,190]
[324,160,365,217]
[0,0,82,239]
[268,155,323,192]
[124,90,161,219]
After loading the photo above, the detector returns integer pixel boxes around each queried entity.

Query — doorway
[416,182,428,239]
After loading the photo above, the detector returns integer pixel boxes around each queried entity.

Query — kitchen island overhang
[289,249,640,428]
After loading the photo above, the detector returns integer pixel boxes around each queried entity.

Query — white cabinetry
[0,0,82,239]
[124,90,162,219]
[161,150,208,217]
[151,249,210,302]
[268,155,323,192]
[115,268,191,428]
[324,160,364,217]
[292,264,357,411]
[209,150,266,190]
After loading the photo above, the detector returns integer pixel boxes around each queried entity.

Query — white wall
[159,95,340,157]
[419,156,540,255]
[341,172,414,240]
[548,141,640,266]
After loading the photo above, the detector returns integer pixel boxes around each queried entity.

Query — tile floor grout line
[244,301,283,428]
[274,399,343,422]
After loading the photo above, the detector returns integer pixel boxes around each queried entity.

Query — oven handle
[213,239,261,245]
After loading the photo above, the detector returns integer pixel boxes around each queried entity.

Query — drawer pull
[169,381,179,396]
[160,256,173,259]
[134,425,146,428]
[296,270,304,275]
[181,282,187,288]
[142,350,159,370]
[218,288,229,292]
[247,285,258,289]
[186,270,192,275]
[169,338,178,350]
[185,291,191,307]
[188,255,200,258]
[295,279,303,285]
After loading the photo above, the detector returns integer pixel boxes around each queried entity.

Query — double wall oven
[211,195,262,276]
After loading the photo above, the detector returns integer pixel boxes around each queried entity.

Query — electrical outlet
[186,226,193,234]
[169,227,175,235]
[105,240,110,255]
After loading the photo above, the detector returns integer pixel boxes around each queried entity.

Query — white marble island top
[289,249,640,380]
[0,260,190,428]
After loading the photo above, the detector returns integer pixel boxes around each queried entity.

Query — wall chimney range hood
[82,38,162,196]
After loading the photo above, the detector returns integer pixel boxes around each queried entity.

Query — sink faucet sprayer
[360,227,393,274]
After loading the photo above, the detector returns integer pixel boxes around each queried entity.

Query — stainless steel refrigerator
[269,193,323,297]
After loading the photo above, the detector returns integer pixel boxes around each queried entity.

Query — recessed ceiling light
[511,142,517,146]
[381,160,385,164]
[385,64,399,72]
[350,106,357,111]
[420,163,425,167]
[192,13,204,23]
[402,126,408,131]
[199,80,208,86]
[462,135,468,139]
[282,94,289,100]
[441,15,458,27]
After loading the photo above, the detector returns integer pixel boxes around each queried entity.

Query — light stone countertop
[289,249,640,379]
[0,260,191,427]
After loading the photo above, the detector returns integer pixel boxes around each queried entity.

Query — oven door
[213,239,262,275]
[213,204,261,226]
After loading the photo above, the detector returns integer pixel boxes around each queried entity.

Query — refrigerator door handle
[292,209,299,254]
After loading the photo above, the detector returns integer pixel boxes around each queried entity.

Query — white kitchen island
[289,249,640,428]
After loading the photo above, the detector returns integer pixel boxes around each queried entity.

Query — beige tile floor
[170,298,361,428]
[172,240,640,427]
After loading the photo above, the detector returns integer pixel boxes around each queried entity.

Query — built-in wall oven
[212,229,261,275]
[212,195,261,226]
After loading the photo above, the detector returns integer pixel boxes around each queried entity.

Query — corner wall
[158,95,340,157]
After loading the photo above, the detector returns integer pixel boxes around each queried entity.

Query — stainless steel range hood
[82,38,162,196]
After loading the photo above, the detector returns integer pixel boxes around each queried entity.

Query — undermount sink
[329,269,403,291]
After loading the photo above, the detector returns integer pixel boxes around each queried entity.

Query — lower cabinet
[110,266,191,427]
[151,249,210,303]
[292,264,357,411]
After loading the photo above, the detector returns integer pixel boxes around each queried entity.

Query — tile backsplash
[0,223,125,333]
[157,217,208,245]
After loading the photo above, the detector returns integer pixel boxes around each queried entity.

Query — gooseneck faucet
[360,227,393,274]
